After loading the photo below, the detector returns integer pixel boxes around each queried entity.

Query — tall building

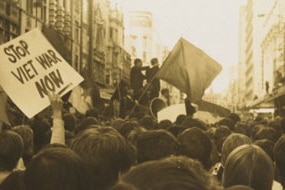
[124,10,161,65]
[240,0,270,106]
[239,0,285,115]
[258,0,285,115]
[238,6,247,109]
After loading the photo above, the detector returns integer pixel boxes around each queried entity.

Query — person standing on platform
[130,58,146,101]
[146,58,161,100]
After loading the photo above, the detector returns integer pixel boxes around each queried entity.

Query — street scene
[0,0,285,189]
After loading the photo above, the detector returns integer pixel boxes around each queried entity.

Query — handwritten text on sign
[0,28,84,118]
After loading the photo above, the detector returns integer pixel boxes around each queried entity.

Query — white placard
[0,28,84,118]
[157,104,186,123]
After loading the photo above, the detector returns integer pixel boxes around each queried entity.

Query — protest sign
[157,104,186,123]
[0,28,84,118]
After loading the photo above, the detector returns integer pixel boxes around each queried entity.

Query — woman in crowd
[111,156,222,190]
[222,144,274,190]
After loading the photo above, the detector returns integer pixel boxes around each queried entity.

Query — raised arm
[49,92,65,145]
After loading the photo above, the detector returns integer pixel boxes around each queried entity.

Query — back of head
[160,88,169,96]
[254,139,274,161]
[253,126,279,143]
[0,130,24,171]
[274,135,285,188]
[63,112,77,132]
[139,115,157,130]
[30,118,51,153]
[217,118,235,131]
[112,156,222,190]
[136,129,179,163]
[221,133,251,165]
[76,116,99,134]
[134,58,142,66]
[25,147,93,190]
[234,121,252,137]
[223,144,274,190]
[71,127,137,189]
[178,127,212,169]
[175,114,187,125]
[12,125,34,165]
[180,117,207,131]
[150,58,158,65]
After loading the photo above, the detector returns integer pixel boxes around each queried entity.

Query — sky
[111,0,247,93]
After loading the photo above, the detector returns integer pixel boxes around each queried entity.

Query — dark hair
[71,127,137,189]
[12,125,34,166]
[150,58,158,65]
[134,58,142,65]
[112,156,222,190]
[274,135,285,188]
[136,129,179,163]
[177,127,212,169]
[254,139,274,161]
[76,117,99,134]
[253,126,279,143]
[160,88,169,95]
[25,147,93,190]
[0,170,25,190]
[223,145,274,190]
[139,115,157,130]
[30,118,51,153]
[217,118,235,131]
[0,130,24,171]
[63,112,77,132]
[175,114,187,125]
[180,117,207,131]
[221,133,251,165]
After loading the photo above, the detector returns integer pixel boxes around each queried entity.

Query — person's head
[213,125,231,154]
[136,129,179,163]
[139,115,157,130]
[63,112,77,132]
[221,133,251,166]
[177,127,212,169]
[161,88,170,98]
[25,147,93,190]
[253,126,279,143]
[30,118,51,153]
[222,144,274,190]
[175,114,187,125]
[12,125,34,165]
[150,58,158,66]
[217,118,235,131]
[274,134,285,188]
[180,117,207,131]
[111,156,222,190]
[71,127,137,189]
[134,58,142,67]
[0,130,24,171]
[254,139,274,161]
[76,117,99,134]
[234,121,252,137]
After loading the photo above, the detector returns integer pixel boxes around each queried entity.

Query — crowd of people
[0,58,285,190]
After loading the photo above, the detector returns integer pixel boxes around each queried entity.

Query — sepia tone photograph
[0,0,285,189]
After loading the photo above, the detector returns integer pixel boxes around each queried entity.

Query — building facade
[238,0,271,107]
[124,10,162,65]
[0,0,131,96]
[239,0,285,115]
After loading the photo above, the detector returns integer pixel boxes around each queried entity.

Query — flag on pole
[156,38,222,103]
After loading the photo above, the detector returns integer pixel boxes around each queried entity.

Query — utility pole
[88,0,94,78]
